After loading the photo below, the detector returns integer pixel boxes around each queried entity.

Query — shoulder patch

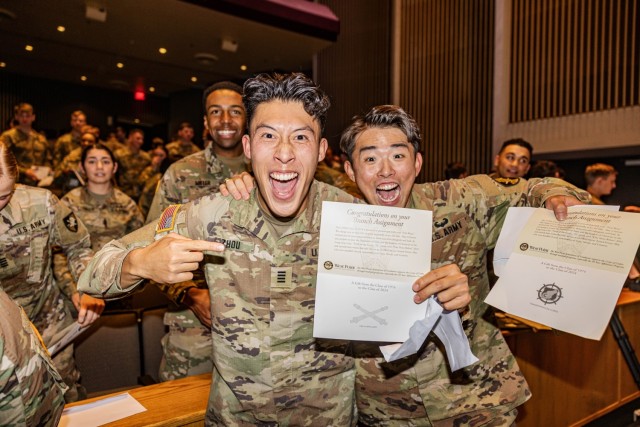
[493,176,520,186]
[63,212,79,232]
[157,204,181,233]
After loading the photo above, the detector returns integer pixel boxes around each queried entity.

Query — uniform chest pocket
[27,235,48,283]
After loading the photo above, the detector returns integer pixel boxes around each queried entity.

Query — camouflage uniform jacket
[0,185,93,341]
[54,147,83,179]
[165,140,200,163]
[355,175,592,426]
[146,145,232,225]
[0,128,51,185]
[79,181,359,426]
[61,186,144,251]
[53,186,143,298]
[53,132,80,168]
[0,288,67,426]
[114,147,151,200]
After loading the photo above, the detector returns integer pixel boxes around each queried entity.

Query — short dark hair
[499,138,533,157]
[530,160,559,178]
[339,105,421,162]
[202,81,243,112]
[243,72,330,133]
[585,163,617,186]
[445,162,468,180]
[177,122,193,131]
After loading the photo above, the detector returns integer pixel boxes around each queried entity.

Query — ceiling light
[0,62,6,68]
[80,75,87,81]
[25,45,33,52]
[240,65,247,71]
[116,62,124,69]
[57,25,65,32]
[149,87,156,93]
[134,118,140,124]
[194,52,218,66]
[158,47,167,54]
[190,76,197,83]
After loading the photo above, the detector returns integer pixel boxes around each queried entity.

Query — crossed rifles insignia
[350,304,388,325]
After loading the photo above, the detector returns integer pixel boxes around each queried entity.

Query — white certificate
[486,206,640,340]
[313,201,432,342]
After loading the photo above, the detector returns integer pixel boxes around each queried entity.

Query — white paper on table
[58,393,146,427]
[486,206,640,340]
[313,201,431,343]
[492,205,619,277]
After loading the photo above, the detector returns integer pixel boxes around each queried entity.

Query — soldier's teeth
[377,183,398,191]
[270,172,297,181]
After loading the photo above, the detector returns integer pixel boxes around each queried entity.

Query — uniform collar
[228,180,321,242]
[204,144,231,177]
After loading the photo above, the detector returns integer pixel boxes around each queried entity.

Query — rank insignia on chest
[63,213,78,232]
[272,267,292,289]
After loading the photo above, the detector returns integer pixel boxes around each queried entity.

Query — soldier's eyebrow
[358,142,411,154]
[207,104,244,112]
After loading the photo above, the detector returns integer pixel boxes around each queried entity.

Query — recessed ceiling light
[25,45,33,52]
[149,86,156,93]
[158,47,167,54]
[116,62,124,69]
[0,62,6,68]
[190,76,197,83]
[134,118,140,124]
[80,75,87,81]
[57,26,65,32]
[240,65,247,71]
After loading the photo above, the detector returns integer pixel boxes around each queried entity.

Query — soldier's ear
[242,135,252,159]
[112,162,118,174]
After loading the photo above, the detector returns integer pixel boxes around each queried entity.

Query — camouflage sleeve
[52,251,77,299]
[145,172,173,225]
[52,137,65,168]
[127,200,146,234]
[462,175,592,249]
[78,222,157,299]
[48,192,94,282]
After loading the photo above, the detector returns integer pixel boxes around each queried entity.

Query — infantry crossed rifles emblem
[351,304,388,325]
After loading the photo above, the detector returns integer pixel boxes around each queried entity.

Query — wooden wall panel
[397,0,495,182]
[316,0,392,150]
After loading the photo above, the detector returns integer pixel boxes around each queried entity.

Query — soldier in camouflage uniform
[145,81,249,382]
[0,141,103,402]
[339,105,591,426]
[0,103,51,186]
[53,110,87,169]
[165,122,200,163]
[0,288,67,426]
[114,128,151,201]
[55,143,144,305]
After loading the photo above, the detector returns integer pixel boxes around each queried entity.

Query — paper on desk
[486,206,640,340]
[58,393,146,427]
[314,202,477,369]
[48,322,90,357]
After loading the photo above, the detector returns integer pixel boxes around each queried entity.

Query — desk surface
[617,288,640,306]
[64,373,211,427]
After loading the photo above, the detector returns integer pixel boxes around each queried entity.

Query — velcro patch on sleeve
[493,176,520,186]
[156,204,181,233]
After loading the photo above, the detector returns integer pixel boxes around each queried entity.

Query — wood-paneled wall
[396,0,495,182]
[315,0,392,150]
[510,0,640,123]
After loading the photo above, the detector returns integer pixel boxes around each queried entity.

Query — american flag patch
[156,204,181,232]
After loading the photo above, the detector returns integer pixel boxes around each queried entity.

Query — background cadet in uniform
[0,141,103,402]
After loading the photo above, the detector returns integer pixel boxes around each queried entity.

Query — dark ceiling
[0,0,338,96]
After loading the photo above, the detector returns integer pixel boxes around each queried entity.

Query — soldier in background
[0,288,67,426]
[584,163,617,205]
[145,81,247,382]
[491,138,533,180]
[114,128,151,201]
[0,103,51,186]
[53,110,87,168]
[165,122,200,163]
[0,141,103,402]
